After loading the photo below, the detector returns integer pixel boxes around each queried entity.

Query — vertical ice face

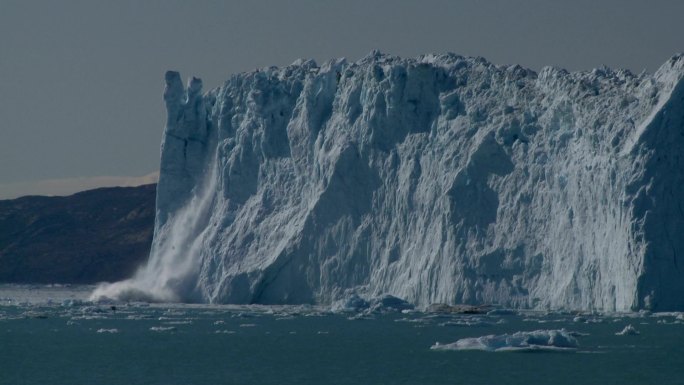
[626,57,684,310]
[94,53,684,311]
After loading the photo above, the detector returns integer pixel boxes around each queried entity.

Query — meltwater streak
[91,156,219,303]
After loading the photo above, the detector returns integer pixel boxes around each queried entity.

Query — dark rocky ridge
[0,184,155,284]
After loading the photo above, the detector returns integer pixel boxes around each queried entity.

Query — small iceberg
[23,311,48,319]
[426,303,489,314]
[61,299,86,307]
[96,328,119,333]
[486,309,517,316]
[369,295,414,313]
[149,326,176,332]
[331,294,370,313]
[615,324,640,336]
[438,318,494,327]
[431,329,579,352]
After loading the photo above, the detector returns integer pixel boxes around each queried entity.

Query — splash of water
[91,158,218,303]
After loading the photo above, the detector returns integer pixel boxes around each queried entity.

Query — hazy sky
[1,0,683,198]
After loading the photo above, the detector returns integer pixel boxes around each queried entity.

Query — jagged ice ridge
[93,52,684,311]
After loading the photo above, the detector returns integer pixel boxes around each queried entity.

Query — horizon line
[0,171,159,200]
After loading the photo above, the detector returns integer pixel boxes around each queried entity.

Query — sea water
[1,285,683,385]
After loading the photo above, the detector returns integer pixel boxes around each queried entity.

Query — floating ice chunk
[126,314,154,320]
[331,294,370,312]
[395,317,431,324]
[164,320,193,325]
[486,309,517,316]
[61,299,86,307]
[149,326,176,332]
[431,329,579,352]
[650,312,682,318]
[615,324,640,336]
[82,306,110,314]
[347,313,375,321]
[233,312,257,319]
[96,328,119,333]
[71,315,107,320]
[23,311,48,319]
[567,331,590,337]
[438,316,494,327]
[427,303,489,314]
[368,295,414,313]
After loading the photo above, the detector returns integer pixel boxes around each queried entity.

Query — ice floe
[615,325,640,336]
[149,326,176,332]
[431,329,579,352]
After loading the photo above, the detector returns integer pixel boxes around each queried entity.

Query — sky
[1,0,683,199]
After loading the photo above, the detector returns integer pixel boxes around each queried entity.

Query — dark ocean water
[1,285,683,385]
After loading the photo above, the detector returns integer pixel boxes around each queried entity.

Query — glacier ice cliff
[93,52,684,311]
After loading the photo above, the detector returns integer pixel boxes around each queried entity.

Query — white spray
[91,72,217,303]
[91,158,218,302]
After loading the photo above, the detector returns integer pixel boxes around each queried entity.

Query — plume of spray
[91,72,216,303]
[90,159,218,302]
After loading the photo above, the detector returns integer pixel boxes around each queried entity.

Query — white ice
[431,329,579,352]
[615,324,640,336]
[93,52,684,311]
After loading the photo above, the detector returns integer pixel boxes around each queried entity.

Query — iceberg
[93,52,684,311]
[615,324,640,336]
[430,329,579,352]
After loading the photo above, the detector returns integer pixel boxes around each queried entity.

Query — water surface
[1,285,683,385]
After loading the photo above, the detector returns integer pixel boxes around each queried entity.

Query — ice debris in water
[331,294,370,313]
[486,309,517,316]
[369,295,415,313]
[22,311,48,319]
[437,316,502,327]
[96,328,119,333]
[332,294,413,314]
[150,326,176,332]
[615,324,640,336]
[431,329,579,352]
[61,299,87,307]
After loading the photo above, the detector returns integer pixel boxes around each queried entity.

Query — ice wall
[93,52,684,311]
